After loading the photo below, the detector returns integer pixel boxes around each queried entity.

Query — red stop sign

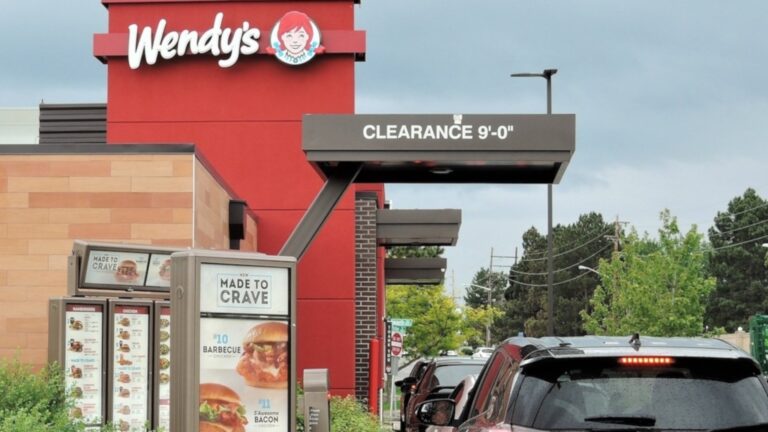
[391,332,403,357]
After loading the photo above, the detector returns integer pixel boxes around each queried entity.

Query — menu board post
[153,301,171,431]
[169,250,297,432]
[107,299,154,432]
[48,297,108,429]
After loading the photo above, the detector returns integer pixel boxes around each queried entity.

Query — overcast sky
[2,1,767,300]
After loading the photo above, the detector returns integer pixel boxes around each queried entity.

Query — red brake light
[618,356,674,366]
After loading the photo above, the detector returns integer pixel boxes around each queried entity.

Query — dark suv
[416,335,768,431]
[399,356,486,432]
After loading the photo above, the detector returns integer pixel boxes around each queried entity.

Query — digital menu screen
[157,307,171,431]
[199,318,290,431]
[146,254,172,289]
[65,304,104,426]
[112,305,150,431]
[84,251,150,288]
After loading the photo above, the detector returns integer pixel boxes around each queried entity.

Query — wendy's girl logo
[268,11,325,66]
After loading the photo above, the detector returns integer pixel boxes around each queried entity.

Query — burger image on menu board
[115,259,139,283]
[236,322,288,388]
[68,317,83,330]
[158,258,171,281]
[118,420,130,432]
[199,383,248,432]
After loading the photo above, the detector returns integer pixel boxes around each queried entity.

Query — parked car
[470,347,493,360]
[416,334,768,431]
[394,359,430,431]
[425,374,477,432]
[401,357,486,432]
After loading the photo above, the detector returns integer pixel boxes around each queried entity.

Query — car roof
[429,356,487,366]
[499,335,756,363]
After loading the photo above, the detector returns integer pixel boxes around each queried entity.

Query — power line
[725,201,768,218]
[508,270,592,288]
[518,231,612,263]
[709,217,768,238]
[703,233,768,253]
[509,243,612,276]
[521,226,614,258]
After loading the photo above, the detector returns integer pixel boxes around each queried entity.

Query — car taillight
[618,356,674,366]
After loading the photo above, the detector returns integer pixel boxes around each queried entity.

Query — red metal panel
[105,0,366,398]
[107,123,355,211]
[107,3,354,32]
[297,299,356,391]
[104,0,357,4]
[107,58,354,122]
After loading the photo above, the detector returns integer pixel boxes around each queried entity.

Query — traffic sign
[390,318,413,328]
[391,331,403,357]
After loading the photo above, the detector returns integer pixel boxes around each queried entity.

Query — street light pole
[578,265,601,276]
[511,68,558,336]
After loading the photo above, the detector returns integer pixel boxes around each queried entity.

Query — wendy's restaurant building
[0,0,473,412]
[1,2,577,428]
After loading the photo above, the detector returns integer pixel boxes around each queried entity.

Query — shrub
[0,358,82,432]
[329,396,380,432]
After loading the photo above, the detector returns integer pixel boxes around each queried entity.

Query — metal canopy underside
[303,114,575,184]
[377,209,461,246]
[385,258,447,285]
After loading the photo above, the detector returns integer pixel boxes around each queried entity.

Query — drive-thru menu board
[155,304,171,431]
[170,251,296,432]
[65,303,104,425]
[111,304,151,431]
[199,264,290,431]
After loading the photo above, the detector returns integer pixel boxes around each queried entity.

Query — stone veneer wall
[354,192,378,400]
[0,152,256,368]
[193,159,257,250]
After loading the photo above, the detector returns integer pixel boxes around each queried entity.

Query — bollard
[368,339,380,414]
[303,369,330,432]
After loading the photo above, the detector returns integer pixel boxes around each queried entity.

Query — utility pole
[486,247,494,346]
[606,215,629,254]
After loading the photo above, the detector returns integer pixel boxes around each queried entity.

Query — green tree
[582,210,716,336]
[501,213,614,337]
[705,188,768,332]
[387,246,444,259]
[461,304,503,348]
[463,267,507,309]
[387,285,463,358]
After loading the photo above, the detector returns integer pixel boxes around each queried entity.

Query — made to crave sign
[128,11,323,69]
[200,263,289,316]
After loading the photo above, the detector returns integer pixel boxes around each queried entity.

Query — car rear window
[431,364,484,389]
[511,357,768,430]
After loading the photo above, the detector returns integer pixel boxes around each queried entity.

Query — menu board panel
[85,251,150,287]
[112,305,150,431]
[146,254,172,288]
[199,264,289,316]
[157,306,171,431]
[65,304,104,426]
[199,318,289,431]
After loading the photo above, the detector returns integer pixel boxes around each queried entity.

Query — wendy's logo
[268,11,325,66]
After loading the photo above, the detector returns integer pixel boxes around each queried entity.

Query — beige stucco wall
[194,159,257,251]
[0,153,256,368]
